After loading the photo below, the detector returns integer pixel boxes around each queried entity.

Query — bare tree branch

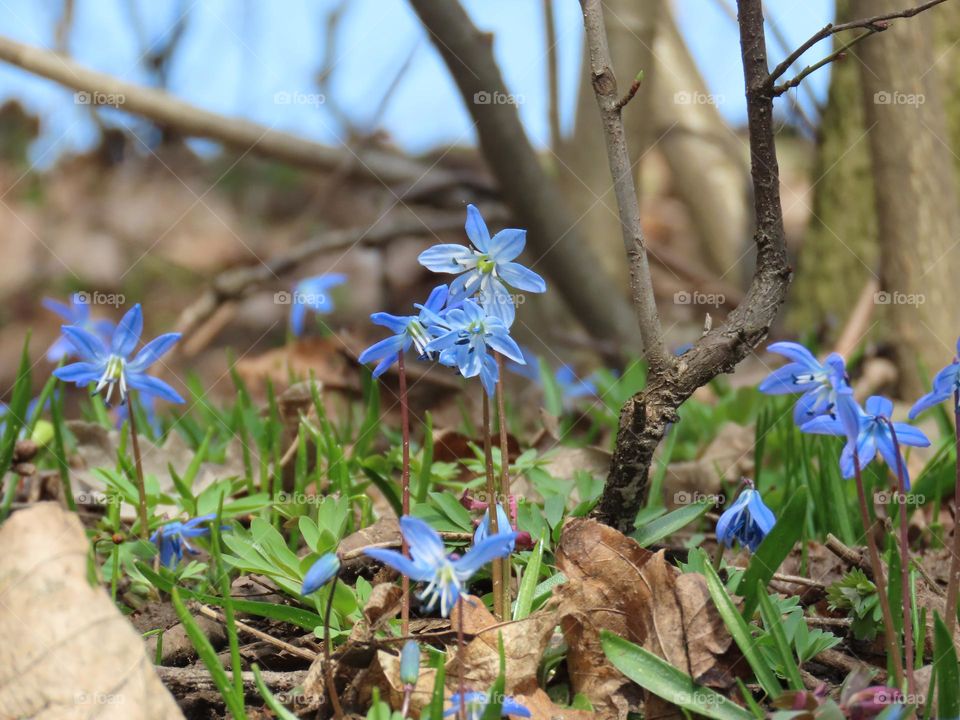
[587,0,791,530]
[773,30,872,96]
[407,0,640,353]
[0,34,452,188]
[766,0,951,85]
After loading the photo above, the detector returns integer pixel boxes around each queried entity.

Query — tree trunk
[787,0,878,335]
[851,0,960,396]
[556,0,663,293]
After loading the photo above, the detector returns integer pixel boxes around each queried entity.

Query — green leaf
[600,631,753,720]
[362,465,403,517]
[481,633,507,720]
[137,563,323,629]
[738,486,808,619]
[934,613,959,718]
[416,412,434,503]
[703,562,782,698]
[512,540,544,620]
[171,587,247,719]
[428,648,447,720]
[756,583,805,691]
[429,491,473,531]
[632,498,712,547]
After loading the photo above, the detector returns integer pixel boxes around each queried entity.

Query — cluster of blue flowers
[358,205,544,396]
[759,341,931,487]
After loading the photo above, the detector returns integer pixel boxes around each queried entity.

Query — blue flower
[801,396,930,488]
[418,204,545,327]
[358,285,450,376]
[302,552,341,594]
[716,486,776,552]
[444,692,531,719]
[909,338,960,419]
[53,304,184,406]
[399,640,421,686]
[758,342,851,424]
[506,346,600,406]
[473,503,515,554]
[364,515,516,617]
[289,274,347,336]
[43,294,115,362]
[425,299,525,396]
[150,514,226,567]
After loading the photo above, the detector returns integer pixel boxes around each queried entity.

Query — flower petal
[488,228,526,262]
[767,341,820,369]
[127,373,185,404]
[464,204,491,252]
[454,529,517,578]
[400,516,447,566]
[290,301,307,337]
[419,244,478,274]
[54,361,102,386]
[865,395,894,419]
[112,304,143,356]
[364,547,435,582]
[128,333,181,373]
[61,325,108,362]
[496,260,546,293]
[370,312,410,334]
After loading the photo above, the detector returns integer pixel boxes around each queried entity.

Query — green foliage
[827,569,882,640]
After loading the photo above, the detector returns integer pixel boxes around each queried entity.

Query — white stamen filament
[95,355,128,405]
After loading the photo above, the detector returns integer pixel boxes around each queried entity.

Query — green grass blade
[512,539,544,620]
[170,587,247,719]
[600,631,753,720]
[703,562,782,698]
[252,664,299,719]
[632,498,712,547]
[934,613,959,718]
[756,583,804,691]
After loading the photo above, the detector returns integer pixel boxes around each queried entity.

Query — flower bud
[301,552,340,595]
[399,640,420,686]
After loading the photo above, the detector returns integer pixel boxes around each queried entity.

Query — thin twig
[766,0,950,85]
[613,70,644,111]
[773,30,873,97]
[197,605,317,661]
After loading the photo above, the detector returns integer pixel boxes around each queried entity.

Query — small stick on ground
[198,605,317,661]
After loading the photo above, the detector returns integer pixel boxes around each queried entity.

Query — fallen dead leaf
[0,502,184,719]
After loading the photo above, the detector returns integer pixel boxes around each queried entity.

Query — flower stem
[495,354,512,614]
[945,390,960,637]
[398,351,411,636]
[482,391,503,619]
[852,449,904,688]
[884,419,915,697]
[457,595,466,720]
[125,394,150,541]
[323,573,344,719]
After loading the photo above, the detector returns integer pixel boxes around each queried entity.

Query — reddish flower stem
[126,394,150,540]
[482,392,503,618]
[398,352,411,636]
[323,573,344,719]
[457,595,467,720]
[495,354,512,613]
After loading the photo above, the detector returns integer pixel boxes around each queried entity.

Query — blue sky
[0,1,833,166]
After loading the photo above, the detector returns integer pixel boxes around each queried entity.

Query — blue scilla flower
[473,503,515,553]
[364,515,516,617]
[758,342,851,424]
[909,338,960,419]
[425,299,525,396]
[399,640,421,686]
[444,692,531,719]
[150,514,226,567]
[716,485,776,552]
[418,204,546,327]
[289,273,347,336]
[53,304,184,406]
[43,294,115,362]
[802,396,930,488]
[358,285,450,376]
[302,552,341,594]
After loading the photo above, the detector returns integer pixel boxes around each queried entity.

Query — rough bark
[407,0,640,351]
[589,0,791,531]
[851,0,960,396]
[787,0,878,334]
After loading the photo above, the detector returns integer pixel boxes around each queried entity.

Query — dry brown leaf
[447,594,559,696]
[513,688,595,720]
[0,502,184,719]
[556,518,739,720]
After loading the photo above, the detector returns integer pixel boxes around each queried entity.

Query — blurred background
[0,0,957,408]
